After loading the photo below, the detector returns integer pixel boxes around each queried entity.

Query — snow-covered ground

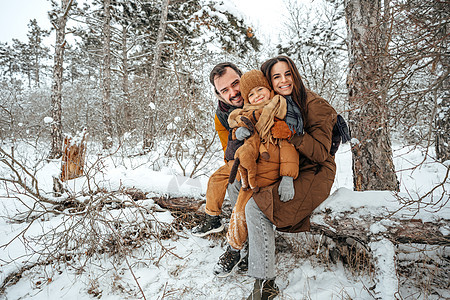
[0,142,448,299]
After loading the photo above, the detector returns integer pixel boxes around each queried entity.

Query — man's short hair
[209,62,243,95]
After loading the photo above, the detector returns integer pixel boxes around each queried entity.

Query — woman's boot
[247,278,279,300]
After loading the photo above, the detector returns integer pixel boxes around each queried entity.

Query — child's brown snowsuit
[226,92,300,250]
[228,115,268,192]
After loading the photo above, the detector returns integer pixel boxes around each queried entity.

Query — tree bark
[142,0,170,150]
[310,212,449,246]
[344,0,399,191]
[122,25,132,131]
[34,49,40,87]
[49,0,73,159]
[435,14,450,162]
[102,0,114,149]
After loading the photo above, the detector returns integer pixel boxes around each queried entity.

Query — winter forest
[0,0,448,299]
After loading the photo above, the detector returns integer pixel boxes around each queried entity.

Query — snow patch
[43,116,53,124]
[369,238,399,299]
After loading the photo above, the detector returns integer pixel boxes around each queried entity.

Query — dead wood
[115,188,449,248]
[155,197,204,212]
[310,212,449,246]
[135,189,449,247]
[123,188,147,201]
[61,131,87,182]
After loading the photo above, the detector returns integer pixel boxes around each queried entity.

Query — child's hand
[271,120,294,139]
[235,127,251,140]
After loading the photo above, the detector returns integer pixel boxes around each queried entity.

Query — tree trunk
[344,0,399,191]
[142,0,170,150]
[27,70,32,88]
[33,41,40,87]
[435,17,450,162]
[122,25,132,131]
[49,0,73,159]
[61,130,87,181]
[102,0,114,149]
[33,47,39,87]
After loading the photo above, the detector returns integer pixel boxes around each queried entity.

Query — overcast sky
[0,0,52,43]
[0,0,292,45]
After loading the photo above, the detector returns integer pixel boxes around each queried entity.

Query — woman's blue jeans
[245,197,276,280]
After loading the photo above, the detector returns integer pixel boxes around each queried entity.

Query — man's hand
[235,127,251,140]
[278,176,295,202]
[271,120,293,139]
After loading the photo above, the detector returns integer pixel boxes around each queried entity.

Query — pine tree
[26,19,50,87]
[0,42,18,81]
[12,39,33,87]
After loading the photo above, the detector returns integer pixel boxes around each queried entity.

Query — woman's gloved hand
[278,176,295,202]
[235,127,252,140]
[271,120,294,139]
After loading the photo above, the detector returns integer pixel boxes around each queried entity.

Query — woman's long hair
[260,55,307,117]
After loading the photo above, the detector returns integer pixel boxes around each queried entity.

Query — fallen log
[310,213,449,246]
[143,191,449,247]
[155,197,204,212]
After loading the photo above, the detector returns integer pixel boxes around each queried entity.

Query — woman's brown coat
[253,90,337,233]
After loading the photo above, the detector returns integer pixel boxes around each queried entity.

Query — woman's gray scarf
[285,95,304,134]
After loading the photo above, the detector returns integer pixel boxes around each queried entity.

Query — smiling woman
[270,61,294,96]
[0,0,51,43]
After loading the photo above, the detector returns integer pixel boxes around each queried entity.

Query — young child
[213,70,300,277]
